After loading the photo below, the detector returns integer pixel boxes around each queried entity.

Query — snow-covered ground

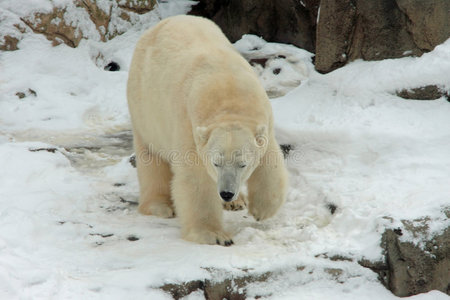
[1,1,450,299]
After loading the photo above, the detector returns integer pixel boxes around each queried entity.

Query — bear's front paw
[138,202,175,218]
[248,197,283,221]
[222,194,247,211]
[184,228,234,246]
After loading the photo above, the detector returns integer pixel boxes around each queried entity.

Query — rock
[15,92,26,99]
[0,35,19,51]
[396,0,450,52]
[326,203,338,215]
[234,35,313,98]
[129,154,136,168]
[358,258,390,289]
[159,222,448,298]
[104,61,120,71]
[1,0,157,50]
[358,214,450,297]
[15,88,37,99]
[0,12,27,51]
[160,271,272,300]
[314,0,357,72]
[376,218,450,297]
[279,144,293,158]
[396,85,449,100]
[161,281,205,300]
[20,7,83,48]
[190,0,449,74]
[126,235,139,241]
[189,0,319,53]
[382,223,450,297]
[118,0,157,15]
[29,147,58,153]
[315,0,450,73]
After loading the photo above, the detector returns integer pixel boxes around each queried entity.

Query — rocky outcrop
[314,0,358,72]
[189,0,449,74]
[19,7,84,48]
[382,220,450,297]
[160,271,273,300]
[189,0,319,53]
[315,0,450,73]
[360,216,450,297]
[157,215,450,299]
[396,0,450,52]
[0,0,156,50]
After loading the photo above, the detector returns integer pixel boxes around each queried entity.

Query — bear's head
[195,123,268,202]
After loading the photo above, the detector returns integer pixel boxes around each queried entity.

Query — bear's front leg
[171,165,234,246]
[248,140,288,221]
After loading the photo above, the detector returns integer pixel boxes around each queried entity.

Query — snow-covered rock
[0,0,159,50]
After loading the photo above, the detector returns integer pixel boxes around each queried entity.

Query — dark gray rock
[315,0,450,73]
[337,216,450,297]
[279,144,293,158]
[129,154,136,168]
[15,88,37,99]
[159,271,272,299]
[189,0,319,53]
[396,0,450,52]
[396,85,449,100]
[160,280,204,300]
[315,0,357,72]
[380,218,450,297]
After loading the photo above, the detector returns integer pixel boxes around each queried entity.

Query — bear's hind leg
[134,134,175,218]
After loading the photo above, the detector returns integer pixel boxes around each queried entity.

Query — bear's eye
[213,163,220,167]
[238,164,246,168]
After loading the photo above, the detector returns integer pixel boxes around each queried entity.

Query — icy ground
[1,2,450,299]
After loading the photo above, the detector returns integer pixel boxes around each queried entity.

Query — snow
[1,1,450,299]
[235,34,314,98]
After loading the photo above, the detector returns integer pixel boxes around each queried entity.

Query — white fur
[127,15,288,245]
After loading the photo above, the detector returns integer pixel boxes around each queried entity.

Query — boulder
[314,0,357,72]
[315,0,450,73]
[382,220,450,297]
[396,0,450,52]
[189,0,319,53]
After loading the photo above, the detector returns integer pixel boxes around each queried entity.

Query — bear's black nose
[220,191,234,202]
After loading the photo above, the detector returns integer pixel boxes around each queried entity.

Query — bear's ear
[195,126,209,145]
[255,124,268,147]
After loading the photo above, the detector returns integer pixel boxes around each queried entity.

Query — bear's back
[137,15,234,58]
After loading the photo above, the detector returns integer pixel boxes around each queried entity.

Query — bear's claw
[217,239,234,246]
[184,229,234,246]
[224,240,234,246]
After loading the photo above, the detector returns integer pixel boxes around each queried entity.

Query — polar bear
[127,15,288,246]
